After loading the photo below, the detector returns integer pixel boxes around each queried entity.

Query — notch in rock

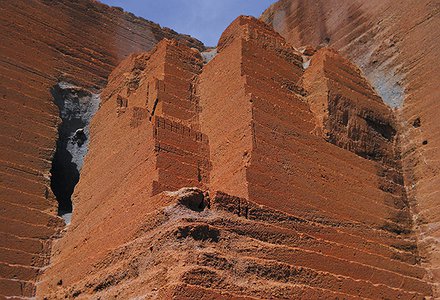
[365,116,396,141]
[149,98,159,121]
[412,117,421,128]
[166,188,210,212]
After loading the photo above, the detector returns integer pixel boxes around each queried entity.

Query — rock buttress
[0,0,203,297]
[35,39,211,298]
[262,1,440,292]
[197,16,432,298]
[302,48,411,235]
[35,15,434,300]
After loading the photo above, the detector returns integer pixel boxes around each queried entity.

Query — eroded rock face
[50,82,100,220]
[261,0,440,294]
[36,39,212,298]
[35,16,434,299]
[2,0,437,298]
[0,0,203,298]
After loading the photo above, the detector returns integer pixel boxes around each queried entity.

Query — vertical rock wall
[36,40,211,298]
[36,16,434,299]
[0,0,203,298]
[2,0,436,296]
[261,0,440,293]
[199,16,432,298]
[198,22,253,199]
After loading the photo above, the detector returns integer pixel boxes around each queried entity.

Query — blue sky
[99,0,276,46]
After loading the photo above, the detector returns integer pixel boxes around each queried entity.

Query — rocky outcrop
[36,39,211,298]
[35,16,433,299]
[2,0,437,298]
[0,0,203,298]
[261,0,440,294]
[303,48,398,164]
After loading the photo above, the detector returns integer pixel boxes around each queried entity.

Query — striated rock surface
[0,0,203,298]
[1,0,437,298]
[36,39,211,299]
[261,0,440,294]
[35,17,434,299]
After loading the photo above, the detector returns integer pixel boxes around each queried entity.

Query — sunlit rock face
[1,0,438,299]
[260,0,437,108]
[0,0,204,298]
[262,1,440,294]
[35,17,433,299]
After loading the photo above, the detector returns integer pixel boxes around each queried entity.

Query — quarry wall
[1,0,438,298]
[35,16,434,299]
[0,0,203,297]
[261,0,440,293]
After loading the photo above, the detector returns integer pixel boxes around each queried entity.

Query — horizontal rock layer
[0,0,203,297]
[261,0,440,294]
[36,16,433,299]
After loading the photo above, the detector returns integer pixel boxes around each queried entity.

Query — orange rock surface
[0,0,202,298]
[35,16,434,299]
[262,1,440,294]
[1,0,438,299]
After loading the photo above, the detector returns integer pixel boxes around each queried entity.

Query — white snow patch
[370,71,405,108]
[350,41,405,108]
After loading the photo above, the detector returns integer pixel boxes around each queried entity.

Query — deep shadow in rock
[49,83,100,218]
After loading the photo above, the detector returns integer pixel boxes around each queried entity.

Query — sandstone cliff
[0,0,202,297]
[1,0,438,299]
[262,0,440,294]
[35,17,434,299]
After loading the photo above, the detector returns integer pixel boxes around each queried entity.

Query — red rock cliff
[35,17,434,299]
[0,0,203,298]
[261,0,440,294]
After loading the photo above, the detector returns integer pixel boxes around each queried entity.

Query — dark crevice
[197,162,203,182]
[177,224,220,242]
[412,117,421,128]
[149,98,159,121]
[50,138,78,215]
[50,83,100,222]
[341,110,349,126]
[365,116,396,141]
[181,193,206,212]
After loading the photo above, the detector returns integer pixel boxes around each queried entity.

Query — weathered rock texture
[36,39,212,299]
[0,0,203,298]
[35,17,434,299]
[261,0,440,294]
